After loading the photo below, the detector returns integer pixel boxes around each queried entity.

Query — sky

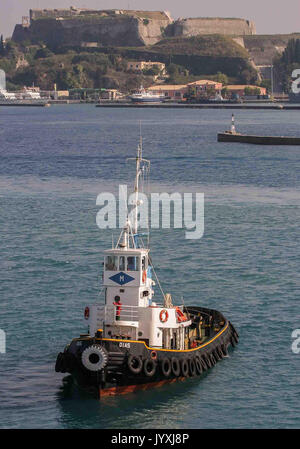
[1,0,300,39]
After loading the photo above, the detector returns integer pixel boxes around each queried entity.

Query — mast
[127,126,150,240]
[133,130,144,235]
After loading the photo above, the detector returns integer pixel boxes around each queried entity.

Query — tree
[281,38,300,65]
[260,79,271,93]
[273,38,300,93]
[34,47,54,59]
[167,63,188,77]
[0,35,4,56]
[142,66,160,76]
[239,67,258,85]
[244,87,260,96]
[206,87,216,98]
[221,87,228,98]
[215,72,228,85]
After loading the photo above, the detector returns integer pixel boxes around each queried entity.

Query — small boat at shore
[129,86,164,103]
[55,138,239,399]
[218,114,300,145]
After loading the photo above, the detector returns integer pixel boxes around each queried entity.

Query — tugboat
[55,140,239,398]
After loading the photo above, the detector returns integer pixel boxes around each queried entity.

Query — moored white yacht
[129,86,164,103]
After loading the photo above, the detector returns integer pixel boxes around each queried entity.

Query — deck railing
[91,304,139,325]
[106,304,139,323]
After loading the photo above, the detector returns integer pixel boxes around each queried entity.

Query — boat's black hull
[55,307,239,398]
[218,132,300,145]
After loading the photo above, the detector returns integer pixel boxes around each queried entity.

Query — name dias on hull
[55,134,239,398]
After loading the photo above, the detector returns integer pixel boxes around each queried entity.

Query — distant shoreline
[2,101,300,110]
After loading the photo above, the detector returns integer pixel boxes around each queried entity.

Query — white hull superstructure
[129,86,164,103]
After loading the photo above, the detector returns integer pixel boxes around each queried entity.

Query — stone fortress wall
[170,17,256,37]
[29,8,172,22]
[13,8,256,48]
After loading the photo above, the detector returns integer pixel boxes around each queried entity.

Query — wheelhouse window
[105,255,117,271]
[127,256,139,271]
[119,256,126,271]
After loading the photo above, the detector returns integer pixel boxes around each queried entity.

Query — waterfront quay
[95,102,300,110]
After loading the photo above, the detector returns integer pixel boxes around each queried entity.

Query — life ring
[159,309,168,323]
[144,358,156,377]
[142,270,147,283]
[181,358,189,377]
[171,357,180,377]
[175,306,187,323]
[128,355,143,374]
[150,350,157,360]
[81,345,108,372]
[160,358,172,377]
[84,306,90,320]
[188,358,196,376]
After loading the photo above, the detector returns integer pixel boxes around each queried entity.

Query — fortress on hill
[12,7,256,47]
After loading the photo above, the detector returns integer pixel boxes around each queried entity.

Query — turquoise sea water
[0,105,299,428]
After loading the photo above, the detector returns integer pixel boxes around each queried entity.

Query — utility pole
[271,65,274,97]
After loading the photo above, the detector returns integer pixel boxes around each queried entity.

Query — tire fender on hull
[128,355,143,374]
[194,355,203,375]
[81,345,108,372]
[144,358,156,377]
[171,357,180,377]
[55,351,76,373]
[160,357,172,377]
[181,359,189,377]
[189,358,196,376]
[203,354,212,369]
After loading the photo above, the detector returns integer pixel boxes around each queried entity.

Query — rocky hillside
[242,34,300,65]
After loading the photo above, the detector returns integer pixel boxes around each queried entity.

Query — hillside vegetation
[112,35,258,82]
[0,34,259,91]
[273,38,300,93]
[151,35,250,58]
